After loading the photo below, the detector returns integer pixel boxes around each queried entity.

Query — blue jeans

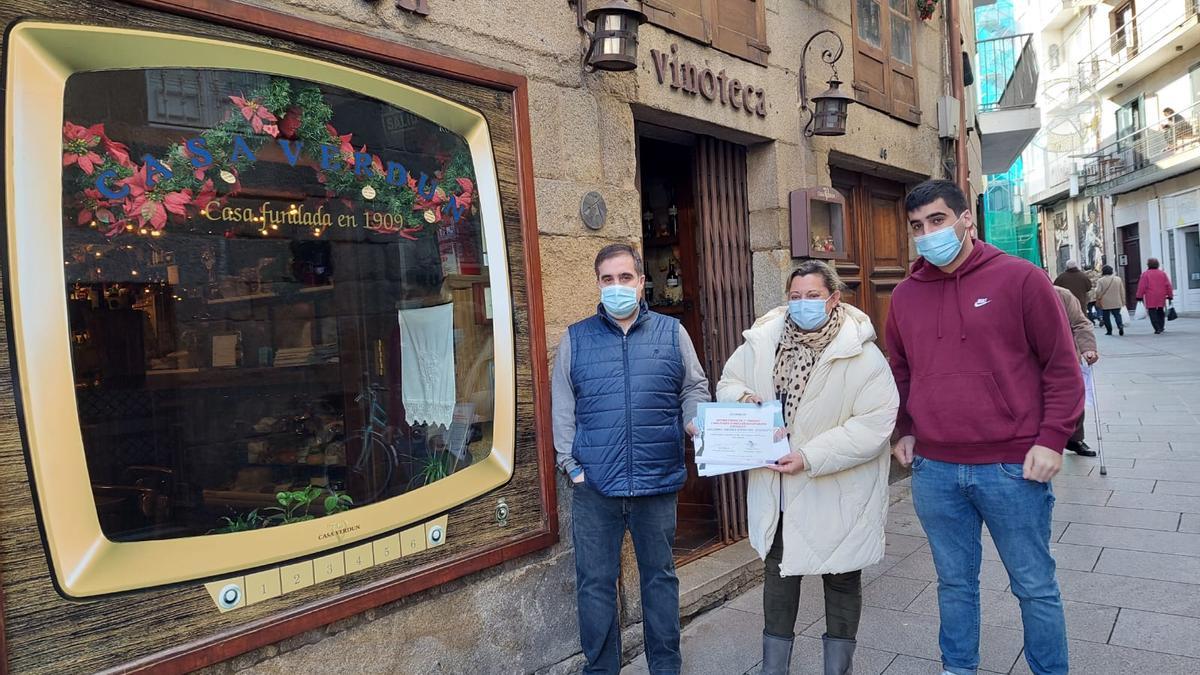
[911,457,1068,675]
[571,481,680,675]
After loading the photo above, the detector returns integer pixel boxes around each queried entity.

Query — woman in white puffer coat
[716,260,899,675]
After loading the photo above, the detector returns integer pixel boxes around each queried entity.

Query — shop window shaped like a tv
[61,69,494,543]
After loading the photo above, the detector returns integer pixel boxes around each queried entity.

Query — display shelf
[203,283,334,305]
[144,362,341,390]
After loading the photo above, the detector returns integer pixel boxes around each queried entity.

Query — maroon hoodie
[885,242,1084,464]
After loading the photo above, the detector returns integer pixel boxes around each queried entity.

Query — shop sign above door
[649,44,766,118]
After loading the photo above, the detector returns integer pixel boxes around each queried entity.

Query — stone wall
[190,0,962,671]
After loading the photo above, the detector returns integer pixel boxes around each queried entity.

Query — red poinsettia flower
[278,106,302,140]
[230,94,279,136]
[76,188,116,226]
[103,219,127,238]
[62,121,104,175]
[94,125,133,168]
[455,177,475,209]
[191,179,217,210]
[162,189,193,218]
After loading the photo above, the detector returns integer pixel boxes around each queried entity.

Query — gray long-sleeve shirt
[551,320,711,476]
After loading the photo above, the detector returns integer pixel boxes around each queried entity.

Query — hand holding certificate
[694,401,789,476]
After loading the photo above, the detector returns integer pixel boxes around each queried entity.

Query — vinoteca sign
[649,44,767,118]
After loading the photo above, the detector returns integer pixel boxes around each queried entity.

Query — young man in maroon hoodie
[887,180,1083,675]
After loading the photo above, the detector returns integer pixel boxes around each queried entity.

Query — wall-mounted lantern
[571,0,647,72]
[798,29,854,137]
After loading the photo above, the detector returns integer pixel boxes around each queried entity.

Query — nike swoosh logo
[974,299,991,308]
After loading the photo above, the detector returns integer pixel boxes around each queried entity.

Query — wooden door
[693,136,755,543]
[1120,224,1142,310]
[830,169,910,352]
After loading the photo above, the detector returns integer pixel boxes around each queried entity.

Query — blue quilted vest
[569,304,687,497]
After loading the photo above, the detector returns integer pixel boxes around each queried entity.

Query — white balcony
[978,34,1041,174]
[1078,0,1200,99]
[1040,0,1102,32]
[1080,97,1200,195]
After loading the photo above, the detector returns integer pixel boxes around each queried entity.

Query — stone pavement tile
[862,575,929,611]
[1127,414,1200,426]
[1173,442,1200,452]
[1059,522,1200,556]
[1102,432,1147,443]
[885,512,928,539]
[1050,486,1112,506]
[905,584,1119,643]
[1181,513,1200,534]
[1053,473,1155,493]
[886,551,1010,591]
[1108,427,1200,442]
[1048,542,1102,572]
[884,534,926,558]
[671,606,765,675]
[1094,548,1200,585]
[1102,459,1200,482]
[880,654,1008,675]
[1107,490,1200,513]
[785,635,897,675]
[1157,480,1200,496]
[800,605,1024,674]
[862,555,905,585]
[1009,639,1200,675]
[1055,568,1200,618]
[1110,608,1200,659]
[726,582,765,615]
[1051,520,1068,543]
[1049,502,1182,531]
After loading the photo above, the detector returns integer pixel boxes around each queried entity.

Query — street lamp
[572,0,647,72]
[799,29,854,137]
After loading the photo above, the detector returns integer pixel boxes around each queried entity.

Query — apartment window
[1111,2,1138,57]
[852,0,921,124]
[642,0,769,66]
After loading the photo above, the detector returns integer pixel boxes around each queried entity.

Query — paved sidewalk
[624,316,1200,674]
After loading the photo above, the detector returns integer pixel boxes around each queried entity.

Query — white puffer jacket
[716,305,899,576]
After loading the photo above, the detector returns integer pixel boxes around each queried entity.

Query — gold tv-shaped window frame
[4,22,516,598]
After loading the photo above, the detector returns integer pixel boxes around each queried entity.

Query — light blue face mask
[788,298,829,330]
[601,284,639,319]
[915,215,968,267]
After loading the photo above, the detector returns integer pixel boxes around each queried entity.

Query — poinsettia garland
[62,77,477,239]
[916,0,937,21]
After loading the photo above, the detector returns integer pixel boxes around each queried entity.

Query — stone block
[1107,491,1200,513]
[1059,522,1200,557]
[1051,486,1112,506]
[1055,568,1200,618]
[1157,481,1200,497]
[862,575,929,611]
[905,584,1118,643]
[1053,474,1155,494]
[1008,638,1200,675]
[1095,548,1200,584]
[1110,609,1200,658]
[885,552,1010,592]
[1049,503,1182,531]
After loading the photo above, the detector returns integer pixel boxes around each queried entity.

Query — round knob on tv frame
[428,525,444,546]
[218,583,243,610]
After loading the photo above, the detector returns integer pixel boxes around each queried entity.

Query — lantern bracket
[798,29,847,137]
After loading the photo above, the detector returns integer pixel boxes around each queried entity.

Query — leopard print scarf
[773,304,845,430]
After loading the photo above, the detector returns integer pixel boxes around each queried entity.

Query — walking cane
[1082,361,1108,476]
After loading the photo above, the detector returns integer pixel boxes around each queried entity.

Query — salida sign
[649,44,766,118]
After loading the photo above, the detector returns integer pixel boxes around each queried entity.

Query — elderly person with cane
[715,260,898,675]
[1052,284,1099,457]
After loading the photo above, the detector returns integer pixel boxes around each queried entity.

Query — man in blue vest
[552,243,710,675]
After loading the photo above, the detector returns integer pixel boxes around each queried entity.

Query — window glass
[61,69,494,542]
[857,0,882,49]
[890,15,913,65]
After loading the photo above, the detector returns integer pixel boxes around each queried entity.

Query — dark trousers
[571,482,680,675]
[763,526,863,640]
[1100,308,1124,334]
[1070,409,1086,445]
[1148,307,1167,333]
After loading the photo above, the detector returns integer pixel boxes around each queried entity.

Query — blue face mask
[915,215,967,267]
[788,298,829,330]
[601,284,639,319]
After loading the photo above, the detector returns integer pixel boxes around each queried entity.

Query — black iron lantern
[799,30,854,137]
[574,1,647,72]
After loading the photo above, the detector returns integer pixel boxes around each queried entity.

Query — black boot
[762,631,794,675]
[823,634,856,675]
[1119,326,1124,336]
[1067,440,1097,457]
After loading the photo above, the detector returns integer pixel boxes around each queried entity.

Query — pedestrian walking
[552,243,710,675]
[715,260,899,675]
[1052,285,1099,457]
[887,180,1083,675]
[1136,258,1175,334]
[1053,260,1092,320]
[1094,265,1127,336]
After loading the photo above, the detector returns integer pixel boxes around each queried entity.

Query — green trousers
[762,526,863,639]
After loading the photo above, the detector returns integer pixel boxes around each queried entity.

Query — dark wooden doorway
[830,168,911,352]
[637,136,718,563]
[1120,224,1142,310]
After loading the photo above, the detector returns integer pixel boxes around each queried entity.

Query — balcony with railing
[1079,98,1200,195]
[1040,0,1102,32]
[977,33,1042,174]
[1077,0,1200,98]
